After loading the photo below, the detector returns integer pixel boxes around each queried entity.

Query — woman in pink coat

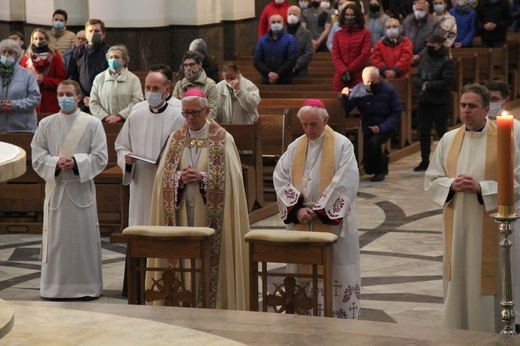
[331,3,371,91]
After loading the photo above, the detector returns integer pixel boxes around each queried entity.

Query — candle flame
[501,110,510,117]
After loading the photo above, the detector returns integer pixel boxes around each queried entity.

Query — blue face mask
[58,96,77,112]
[53,21,65,30]
[108,59,122,71]
[0,56,16,67]
[271,23,283,33]
[434,4,445,12]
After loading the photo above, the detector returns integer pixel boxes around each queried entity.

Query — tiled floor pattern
[0,148,445,326]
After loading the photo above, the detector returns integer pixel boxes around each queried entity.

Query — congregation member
[476,0,512,47]
[326,0,350,51]
[449,0,476,48]
[331,2,371,91]
[254,14,298,85]
[425,83,520,333]
[412,34,453,172]
[115,71,184,228]
[67,18,109,111]
[258,0,291,38]
[273,99,361,319]
[366,0,390,46]
[371,18,413,78]
[343,67,402,182]
[432,0,457,47]
[402,0,440,65]
[172,50,218,119]
[8,31,26,52]
[147,89,250,310]
[20,28,66,113]
[188,39,220,83]
[47,9,75,56]
[31,80,107,300]
[89,45,143,123]
[286,5,314,78]
[299,0,309,10]
[0,39,40,132]
[62,31,86,70]
[215,63,260,124]
[301,0,333,51]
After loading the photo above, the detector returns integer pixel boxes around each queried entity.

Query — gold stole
[444,122,499,295]
[292,125,336,232]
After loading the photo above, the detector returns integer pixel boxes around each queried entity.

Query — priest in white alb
[146,89,250,310]
[31,80,107,299]
[425,83,520,333]
[273,99,361,319]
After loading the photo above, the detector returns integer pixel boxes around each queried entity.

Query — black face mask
[345,18,356,25]
[311,1,320,7]
[427,46,437,56]
[369,5,380,13]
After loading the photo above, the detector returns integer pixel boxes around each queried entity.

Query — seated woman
[20,28,66,113]
[0,39,40,132]
[215,63,260,124]
[371,18,413,78]
[89,44,143,123]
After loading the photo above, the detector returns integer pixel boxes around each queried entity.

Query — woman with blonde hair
[20,28,66,113]
[366,0,390,46]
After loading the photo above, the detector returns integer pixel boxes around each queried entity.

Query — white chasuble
[273,127,361,319]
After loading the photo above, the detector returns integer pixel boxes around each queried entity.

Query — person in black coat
[476,0,512,47]
[412,34,454,171]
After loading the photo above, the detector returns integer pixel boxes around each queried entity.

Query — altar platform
[0,147,518,344]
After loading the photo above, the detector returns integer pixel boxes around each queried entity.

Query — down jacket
[331,24,371,91]
[371,35,413,78]
[413,47,454,104]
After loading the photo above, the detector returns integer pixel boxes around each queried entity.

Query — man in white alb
[273,99,361,318]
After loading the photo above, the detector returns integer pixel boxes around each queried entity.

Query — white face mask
[275,0,285,4]
[488,100,506,119]
[386,27,399,39]
[271,23,284,33]
[300,1,309,9]
[414,10,426,20]
[145,91,165,108]
[287,14,299,25]
[321,1,331,9]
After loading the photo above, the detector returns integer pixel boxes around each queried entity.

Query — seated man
[343,66,402,182]
[254,14,298,85]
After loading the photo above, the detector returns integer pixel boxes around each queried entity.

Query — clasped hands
[57,157,75,171]
[298,207,316,224]
[181,165,202,185]
[451,174,480,194]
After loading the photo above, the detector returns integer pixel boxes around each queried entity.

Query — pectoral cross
[302,175,311,189]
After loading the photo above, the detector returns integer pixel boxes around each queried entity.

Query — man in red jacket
[258,0,291,38]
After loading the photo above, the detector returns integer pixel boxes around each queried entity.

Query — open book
[126,135,170,165]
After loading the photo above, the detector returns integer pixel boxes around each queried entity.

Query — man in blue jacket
[254,14,298,84]
[343,66,402,182]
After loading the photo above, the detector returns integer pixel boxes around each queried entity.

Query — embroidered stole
[292,125,336,232]
[444,122,499,295]
[42,112,91,262]
[160,121,226,308]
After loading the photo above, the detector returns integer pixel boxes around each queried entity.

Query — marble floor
[0,147,446,329]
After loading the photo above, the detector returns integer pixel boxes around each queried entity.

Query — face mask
[0,56,16,67]
[58,96,76,112]
[488,100,505,118]
[427,45,437,56]
[145,91,165,108]
[369,5,380,13]
[87,32,102,46]
[386,27,399,39]
[300,2,309,9]
[185,69,202,81]
[414,10,426,20]
[53,21,65,30]
[35,41,47,48]
[271,23,283,33]
[434,4,445,12]
[311,1,321,8]
[274,0,285,4]
[345,18,356,25]
[321,1,331,9]
[365,82,379,93]
[287,14,299,25]
[108,59,122,71]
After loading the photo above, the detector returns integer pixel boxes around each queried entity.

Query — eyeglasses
[181,107,207,118]
[183,62,197,68]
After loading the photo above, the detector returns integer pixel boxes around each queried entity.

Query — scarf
[0,63,15,96]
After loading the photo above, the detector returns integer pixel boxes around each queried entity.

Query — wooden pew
[387,76,413,149]
[222,118,264,212]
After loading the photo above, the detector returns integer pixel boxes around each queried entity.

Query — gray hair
[182,95,208,109]
[189,39,207,57]
[106,44,130,66]
[0,39,23,61]
[297,105,328,121]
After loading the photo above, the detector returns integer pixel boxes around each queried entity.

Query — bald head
[269,14,284,25]
[288,6,301,16]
